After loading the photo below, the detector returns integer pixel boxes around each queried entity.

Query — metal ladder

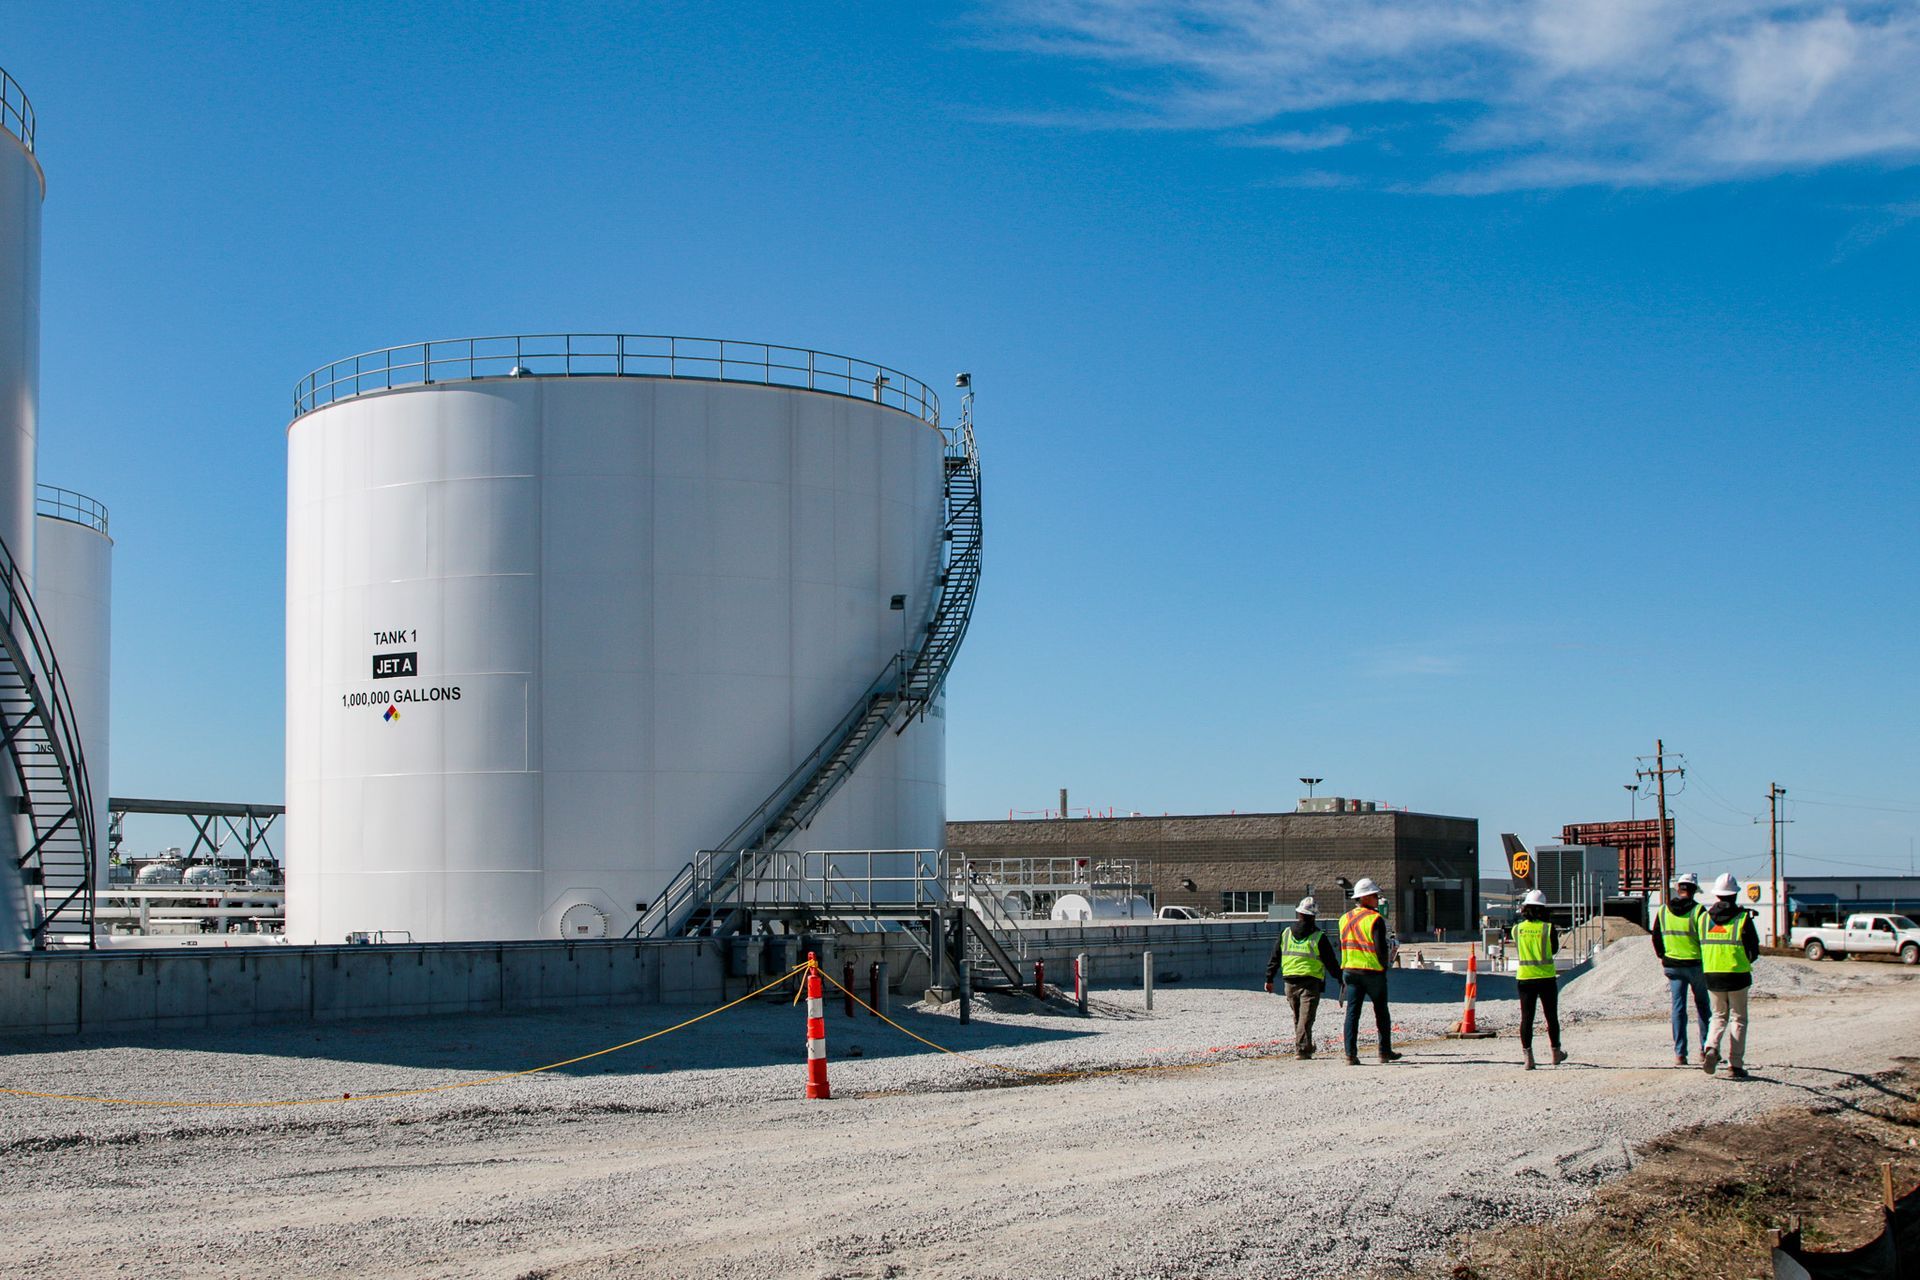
[0,534,98,948]
[634,386,983,940]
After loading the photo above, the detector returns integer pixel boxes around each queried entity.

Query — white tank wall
[33,509,112,891]
[286,377,948,943]
[0,111,41,584]
[0,87,39,947]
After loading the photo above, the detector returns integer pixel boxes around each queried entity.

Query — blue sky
[9,1,1918,881]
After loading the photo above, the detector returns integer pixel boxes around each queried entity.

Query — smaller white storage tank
[1051,893,1153,923]
[34,485,112,889]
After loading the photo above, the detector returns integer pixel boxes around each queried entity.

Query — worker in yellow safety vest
[1513,889,1568,1071]
[1652,871,1711,1067]
[1698,873,1760,1079]
[1338,878,1401,1065]
[1265,897,1343,1058]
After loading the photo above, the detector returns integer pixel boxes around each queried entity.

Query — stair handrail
[952,863,1028,960]
[0,534,98,946]
[716,652,908,856]
[900,389,981,715]
[637,386,979,941]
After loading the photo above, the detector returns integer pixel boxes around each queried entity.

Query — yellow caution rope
[820,969,1241,1082]
[0,962,812,1109]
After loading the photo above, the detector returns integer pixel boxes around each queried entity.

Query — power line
[1674,816,1751,859]
[1687,772,1761,821]
[1775,850,1914,874]
[1673,796,1754,828]
[1635,741,1685,891]
[1792,797,1920,816]
[1791,785,1920,808]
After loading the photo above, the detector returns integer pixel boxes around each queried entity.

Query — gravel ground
[2,945,1916,1279]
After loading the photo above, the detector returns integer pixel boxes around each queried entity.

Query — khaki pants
[1284,983,1321,1056]
[1706,987,1749,1069]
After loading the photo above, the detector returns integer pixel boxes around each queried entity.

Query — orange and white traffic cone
[804,952,831,1099]
[1446,944,1496,1039]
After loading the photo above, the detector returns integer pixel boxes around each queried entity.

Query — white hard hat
[1711,872,1740,898]
[1296,897,1318,916]
[1351,877,1384,900]
[1675,871,1701,890]
[1522,889,1549,907]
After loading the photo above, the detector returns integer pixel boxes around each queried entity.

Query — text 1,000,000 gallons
[341,686,463,708]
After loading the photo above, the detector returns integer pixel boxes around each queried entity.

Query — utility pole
[1636,741,1684,899]
[1768,783,1784,947]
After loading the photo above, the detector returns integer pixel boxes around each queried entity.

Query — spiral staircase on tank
[0,533,98,949]
[633,384,982,943]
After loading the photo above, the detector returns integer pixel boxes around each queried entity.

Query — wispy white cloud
[1829,196,1920,258]
[1229,123,1356,150]
[1255,167,1362,188]
[975,1,1920,190]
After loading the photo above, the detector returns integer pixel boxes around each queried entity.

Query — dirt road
[3,976,1917,1279]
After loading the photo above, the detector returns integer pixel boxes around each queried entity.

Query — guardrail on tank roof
[0,69,34,153]
[293,334,941,428]
[35,485,108,536]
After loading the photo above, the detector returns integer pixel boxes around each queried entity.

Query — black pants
[1343,970,1391,1057]
[1518,977,1560,1050]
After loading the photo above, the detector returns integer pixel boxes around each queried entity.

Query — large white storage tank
[286,336,951,943]
[0,69,40,585]
[0,70,39,950]
[33,485,112,892]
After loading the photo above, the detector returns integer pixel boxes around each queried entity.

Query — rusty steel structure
[1561,818,1674,895]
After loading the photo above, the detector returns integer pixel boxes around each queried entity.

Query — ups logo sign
[1510,851,1532,880]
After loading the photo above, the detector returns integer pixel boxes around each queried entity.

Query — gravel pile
[1561,933,1914,1022]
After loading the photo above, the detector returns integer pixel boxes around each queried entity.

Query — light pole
[1624,783,1639,821]
[1300,777,1323,798]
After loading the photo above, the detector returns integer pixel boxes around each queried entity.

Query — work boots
[1523,1047,1536,1070]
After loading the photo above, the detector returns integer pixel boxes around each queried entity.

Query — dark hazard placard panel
[372,651,418,680]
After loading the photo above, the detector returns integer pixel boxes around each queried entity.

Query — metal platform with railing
[0,68,34,153]
[34,485,109,536]
[291,333,942,424]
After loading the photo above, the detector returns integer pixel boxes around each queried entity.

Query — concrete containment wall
[1012,920,1276,986]
[0,922,1280,1039]
[0,939,729,1038]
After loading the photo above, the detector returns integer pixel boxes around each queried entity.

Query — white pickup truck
[1791,913,1920,965]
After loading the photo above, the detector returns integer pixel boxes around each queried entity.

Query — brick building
[947,803,1479,939]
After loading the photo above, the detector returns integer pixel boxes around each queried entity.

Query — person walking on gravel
[1265,896,1342,1059]
[1653,871,1711,1067]
[1513,889,1567,1070]
[1700,873,1760,1079]
[1339,879,1401,1065]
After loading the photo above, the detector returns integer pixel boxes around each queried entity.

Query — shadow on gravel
[1745,1065,1920,1117]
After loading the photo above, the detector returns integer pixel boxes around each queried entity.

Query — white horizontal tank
[286,336,952,942]
[1051,893,1154,923]
[33,486,112,893]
